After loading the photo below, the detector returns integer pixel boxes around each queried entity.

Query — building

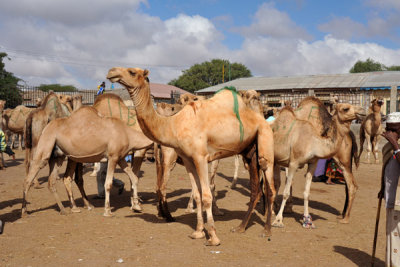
[196,71,400,114]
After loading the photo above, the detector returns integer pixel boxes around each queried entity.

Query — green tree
[39,84,78,92]
[169,59,252,93]
[0,52,22,109]
[387,65,400,71]
[349,58,385,73]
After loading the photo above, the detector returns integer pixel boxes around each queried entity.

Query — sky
[1,0,400,89]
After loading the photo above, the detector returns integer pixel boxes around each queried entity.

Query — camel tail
[24,115,33,174]
[350,130,359,169]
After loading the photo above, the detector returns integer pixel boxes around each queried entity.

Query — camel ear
[143,69,149,77]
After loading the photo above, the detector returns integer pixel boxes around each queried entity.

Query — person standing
[380,112,400,267]
[0,129,15,169]
[96,81,106,95]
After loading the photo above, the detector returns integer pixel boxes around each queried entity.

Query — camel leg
[372,135,380,164]
[273,164,297,228]
[209,159,224,216]
[21,158,49,216]
[103,159,117,217]
[118,158,141,212]
[303,163,317,229]
[365,132,372,164]
[230,155,240,189]
[232,145,261,233]
[155,145,177,221]
[62,159,81,213]
[193,155,220,246]
[337,163,358,224]
[284,167,294,214]
[131,148,147,176]
[272,165,281,215]
[74,162,93,210]
[47,156,67,215]
[90,162,100,177]
[182,158,206,241]
[260,157,275,238]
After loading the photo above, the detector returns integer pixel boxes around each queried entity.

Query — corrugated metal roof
[196,71,400,93]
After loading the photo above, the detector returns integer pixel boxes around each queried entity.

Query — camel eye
[343,107,350,112]
[129,70,136,77]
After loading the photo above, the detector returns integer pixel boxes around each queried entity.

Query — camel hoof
[185,208,196,214]
[212,209,224,216]
[71,207,81,213]
[33,185,43,189]
[230,226,245,233]
[59,209,67,216]
[131,204,142,213]
[230,183,237,189]
[189,231,205,239]
[21,209,28,218]
[103,210,113,217]
[338,218,350,224]
[204,238,221,246]
[85,204,94,211]
[259,229,272,238]
[272,220,284,228]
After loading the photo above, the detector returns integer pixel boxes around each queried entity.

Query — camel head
[72,95,83,111]
[57,95,73,112]
[35,97,42,107]
[107,67,149,91]
[334,103,366,123]
[156,102,183,116]
[239,90,263,115]
[177,93,205,106]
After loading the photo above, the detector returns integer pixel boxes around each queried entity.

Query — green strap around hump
[215,86,244,142]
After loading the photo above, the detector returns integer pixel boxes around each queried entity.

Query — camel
[359,97,384,163]
[25,92,74,174]
[270,102,364,228]
[154,101,241,221]
[294,96,360,223]
[21,106,153,216]
[108,67,275,246]
[2,105,35,150]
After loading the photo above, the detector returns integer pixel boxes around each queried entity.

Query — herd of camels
[0,67,388,246]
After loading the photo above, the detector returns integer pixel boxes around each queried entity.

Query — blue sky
[0,0,399,88]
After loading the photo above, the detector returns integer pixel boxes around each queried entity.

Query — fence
[9,85,97,107]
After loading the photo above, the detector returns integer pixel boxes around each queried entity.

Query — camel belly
[67,154,107,163]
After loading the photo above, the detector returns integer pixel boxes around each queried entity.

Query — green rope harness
[215,86,244,142]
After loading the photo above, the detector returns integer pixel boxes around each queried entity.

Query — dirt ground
[0,147,389,267]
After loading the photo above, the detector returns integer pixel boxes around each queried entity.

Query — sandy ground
[0,146,389,267]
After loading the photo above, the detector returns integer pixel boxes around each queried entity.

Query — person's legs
[112,178,124,195]
[4,146,15,160]
[95,162,107,198]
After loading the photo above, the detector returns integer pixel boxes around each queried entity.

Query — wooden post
[390,85,398,113]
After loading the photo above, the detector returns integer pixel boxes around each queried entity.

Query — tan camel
[269,102,364,229]
[154,101,241,221]
[2,105,35,150]
[294,96,360,223]
[359,97,384,163]
[92,93,153,175]
[108,67,275,246]
[25,92,74,174]
[21,106,153,216]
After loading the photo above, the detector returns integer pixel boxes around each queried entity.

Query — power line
[0,44,190,69]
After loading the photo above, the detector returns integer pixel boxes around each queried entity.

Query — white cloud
[236,2,312,40]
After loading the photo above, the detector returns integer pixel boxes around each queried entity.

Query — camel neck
[128,83,175,147]
[319,115,348,156]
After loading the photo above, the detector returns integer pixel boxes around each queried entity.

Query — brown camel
[108,67,275,246]
[294,96,360,223]
[21,106,153,216]
[359,97,384,163]
[2,105,35,150]
[269,103,364,228]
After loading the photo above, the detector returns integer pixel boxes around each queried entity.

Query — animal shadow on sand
[2,158,24,168]
[334,246,385,267]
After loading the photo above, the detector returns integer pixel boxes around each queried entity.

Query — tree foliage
[39,84,78,92]
[169,59,252,93]
[0,52,22,109]
[349,58,400,73]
